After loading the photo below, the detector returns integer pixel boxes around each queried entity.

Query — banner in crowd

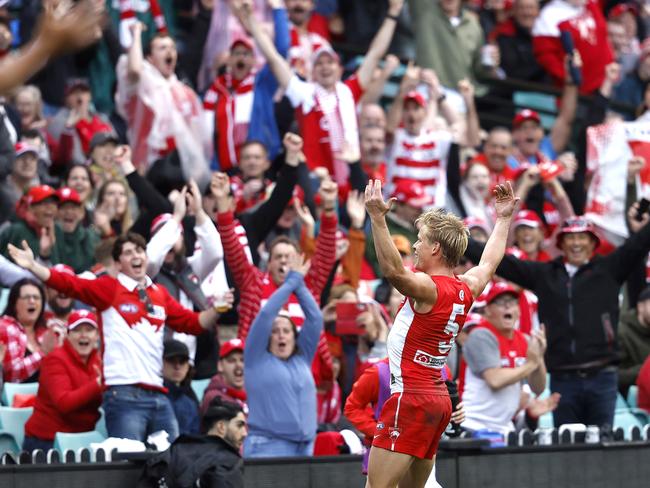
[586,117,650,241]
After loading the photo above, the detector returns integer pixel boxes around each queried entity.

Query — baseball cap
[89,131,119,154]
[513,109,541,128]
[27,185,58,205]
[163,339,190,361]
[484,282,519,305]
[150,213,173,236]
[555,216,600,249]
[403,91,426,108]
[220,338,244,359]
[392,234,412,255]
[390,180,434,210]
[14,142,38,158]
[64,77,90,96]
[56,187,82,205]
[463,312,484,332]
[608,3,637,20]
[312,45,340,64]
[513,209,543,230]
[230,36,254,51]
[67,309,98,331]
[463,216,491,236]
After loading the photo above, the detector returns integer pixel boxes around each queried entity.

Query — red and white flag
[586,116,650,242]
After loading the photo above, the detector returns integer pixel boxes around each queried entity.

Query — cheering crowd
[1,0,650,482]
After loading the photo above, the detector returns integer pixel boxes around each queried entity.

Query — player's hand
[364,179,395,220]
[493,182,519,220]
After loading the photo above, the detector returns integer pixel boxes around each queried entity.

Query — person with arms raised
[363,179,517,488]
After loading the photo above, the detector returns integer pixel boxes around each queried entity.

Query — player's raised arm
[364,179,437,305]
[461,182,518,297]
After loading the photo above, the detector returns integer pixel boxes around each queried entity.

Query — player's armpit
[388,269,438,306]
[459,267,490,298]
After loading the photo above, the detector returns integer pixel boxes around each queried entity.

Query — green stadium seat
[628,386,638,409]
[191,378,211,402]
[53,431,106,457]
[614,408,643,438]
[0,432,19,454]
[1,383,38,407]
[0,407,33,448]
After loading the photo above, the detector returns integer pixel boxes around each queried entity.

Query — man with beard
[146,180,224,366]
[285,0,332,78]
[115,22,210,179]
[43,263,76,337]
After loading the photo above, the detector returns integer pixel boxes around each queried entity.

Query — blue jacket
[247,7,290,161]
[244,271,323,443]
[165,381,200,436]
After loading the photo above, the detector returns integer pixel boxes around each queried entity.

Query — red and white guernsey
[387,128,453,209]
[388,275,474,395]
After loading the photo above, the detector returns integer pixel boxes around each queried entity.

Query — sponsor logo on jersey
[119,303,139,314]
[413,349,445,369]
[459,290,465,301]
[376,422,384,431]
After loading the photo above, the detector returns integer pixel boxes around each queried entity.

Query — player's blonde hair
[414,209,469,267]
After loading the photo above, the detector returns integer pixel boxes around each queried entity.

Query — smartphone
[636,198,650,222]
[335,302,369,336]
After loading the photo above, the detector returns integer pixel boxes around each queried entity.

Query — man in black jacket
[139,398,246,488]
[466,215,650,428]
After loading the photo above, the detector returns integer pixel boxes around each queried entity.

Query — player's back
[387,275,474,395]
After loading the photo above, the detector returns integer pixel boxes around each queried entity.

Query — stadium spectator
[64,164,95,216]
[617,286,650,395]
[0,142,40,222]
[115,21,210,182]
[86,132,121,190]
[286,0,332,78]
[532,0,613,95]
[234,0,403,184]
[93,179,133,238]
[22,310,102,452]
[43,263,76,334]
[466,214,650,427]
[243,260,323,457]
[8,233,223,442]
[0,278,58,383]
[212,171,337,389]
[491,0,547,83]
[163,339,200,436]
[47,79,114,166]
[607,16,639,77]
[408,0,490,96]
[511,209,550,262]
[360,125,387,184]
[0,185,61,262]
[200,338,247,419]
[146,180,223,363]
[13,85,47,132]
[54,187,100,273]
[449,162,493,224]
[613,40,650,112]
[139,397,246,488]
[461,283,548,432]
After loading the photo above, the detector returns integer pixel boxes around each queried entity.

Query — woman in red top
[0,279,57,384]
[23,310,102,453]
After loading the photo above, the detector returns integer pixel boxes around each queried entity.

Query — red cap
[390,180,434,209]
[484,281,519,304]
[220,338,244,358]
[67,309,98,330]
[608,3,637,19]
[403,91,426,108]
[51,263,75,276]
[463,312,484,331]
[513,209,543,229]
[27,185,58,205]
[505,246,527,260]
[555,216,600,249]
[15,142,38,158]
[230,36,254,51]
[56,187,82,205]
[150,213,173,235]
[513,109,541,128]
[311,45,340,64]
[463,216,491,235]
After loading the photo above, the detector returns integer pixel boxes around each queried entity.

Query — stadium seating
[53,431,106,459]
[613,408,644,439]
[628,386,638,409]
[191,378,210,402]
[1,383,38,407]
[0,407,33,448]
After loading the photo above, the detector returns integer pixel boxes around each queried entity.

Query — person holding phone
[364,179,517,488]
[243,256,323,458]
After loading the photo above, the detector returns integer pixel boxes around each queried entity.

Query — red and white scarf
[119,0,168,48]
[203,72,255,171]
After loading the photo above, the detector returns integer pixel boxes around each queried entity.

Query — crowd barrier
[1,437,649,487]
